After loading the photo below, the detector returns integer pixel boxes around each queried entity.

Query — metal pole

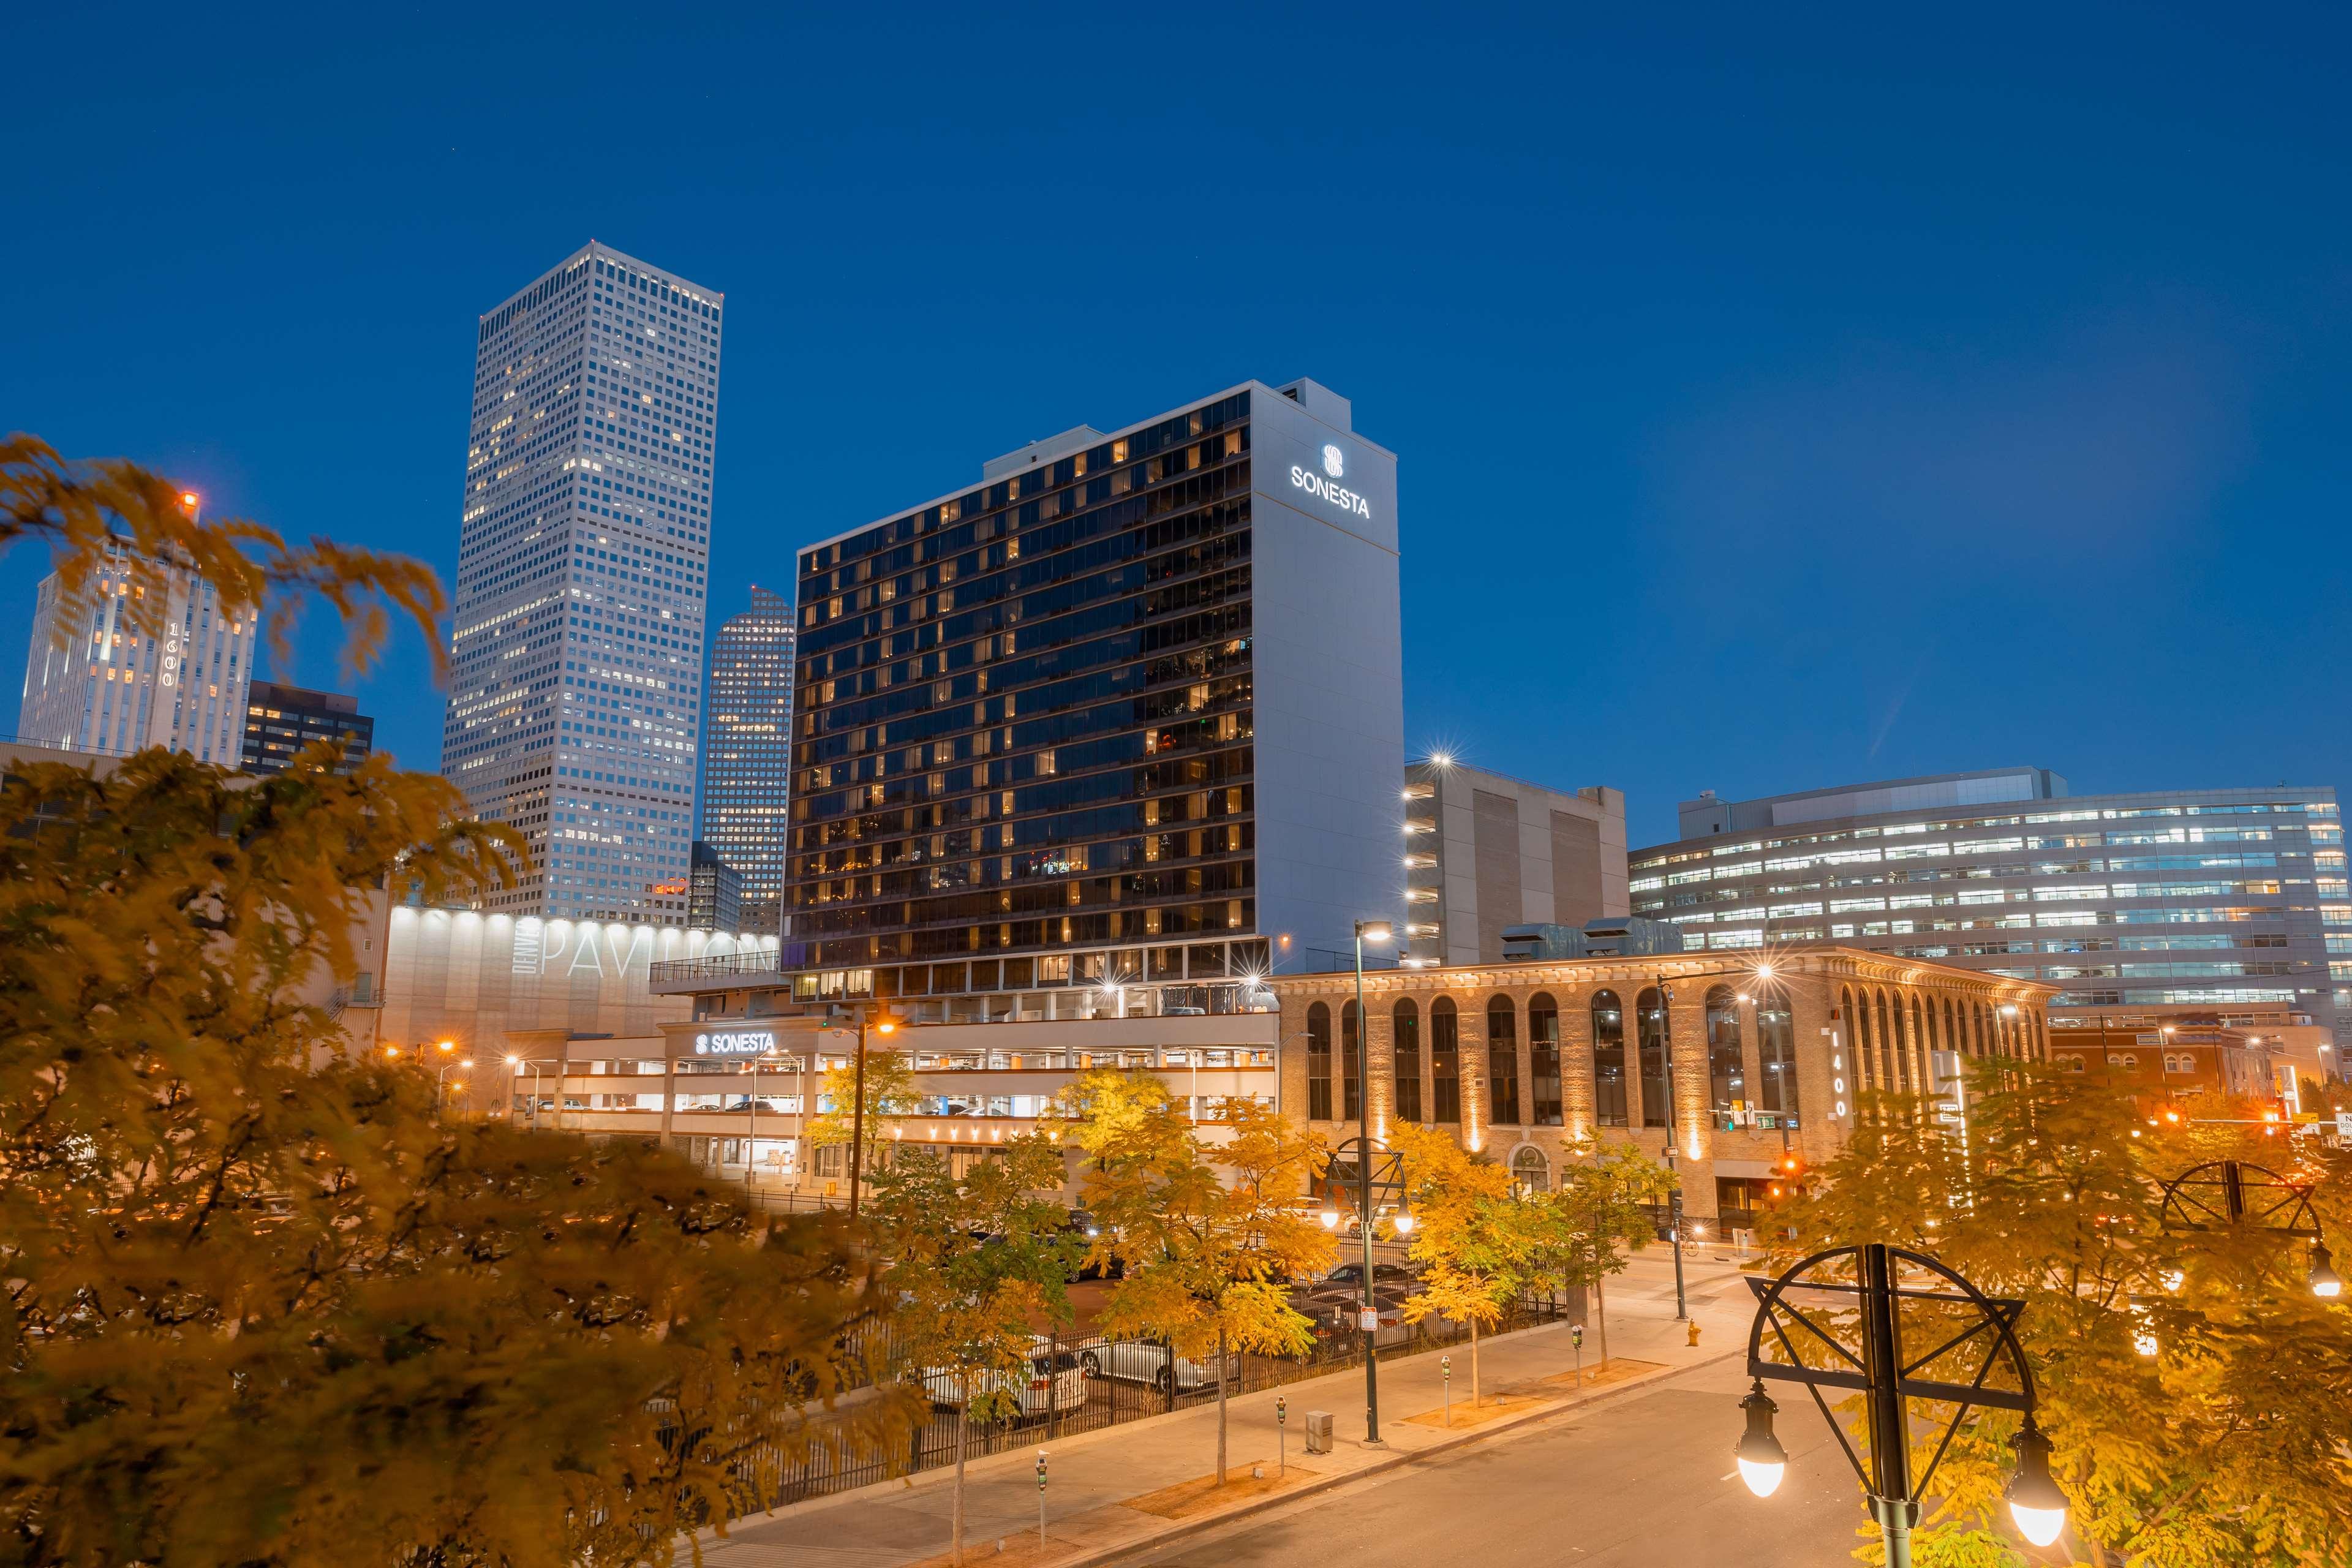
[1656,976,1687,1322]
[1356,926,1381,1446]
[1860,1242,1917,1568]
[745,1055,761,1193]
[848,1011,869,1218]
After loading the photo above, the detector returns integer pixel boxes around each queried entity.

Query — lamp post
[1346,918,1393,1442]
[436,1055,473,1119]
[2155,1159,2338,1297]
[839,1002,899,1218]
[1317,1134,1409,1447]
[1650,961,1777,1321]
[1737,1242,2063,1564]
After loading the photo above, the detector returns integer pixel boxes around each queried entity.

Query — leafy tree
[1387,1124,1545,1406]
[1776,1066,2352,1567]
[1041,1064,1181,1161]
[865,1134,1077,1568]
[807,1040,919,1196]
[0,441,913,1566]
[1067,1090,1335,1482]
[1545,1136,1675,1367]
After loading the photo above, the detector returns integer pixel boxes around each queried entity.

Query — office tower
[1631,767,2348,1062]
[1400,758,1628,967]
[241,680,373,774]
[689,840,744,932]
[780,378,1404,1019]
[17,546,252,763]
[700,586,796,933]
[439,241,724,925]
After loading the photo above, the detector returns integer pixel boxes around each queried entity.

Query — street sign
[1358,1307,1380,1331]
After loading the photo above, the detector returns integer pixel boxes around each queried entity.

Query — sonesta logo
[695,1028,777,1057]
[1291,446,1372,519]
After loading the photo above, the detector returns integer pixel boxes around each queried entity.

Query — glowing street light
[2006,1423,2070,1548]
[1734,1382,1788,1498]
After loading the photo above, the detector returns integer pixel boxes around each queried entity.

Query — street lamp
[835,1002,900,1218]
[2155,1159,2337,1298]
[1351,916,1392,1442]
[1738,1241,2059,1566]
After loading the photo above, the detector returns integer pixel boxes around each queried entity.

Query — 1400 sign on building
[1291,442,1373,519]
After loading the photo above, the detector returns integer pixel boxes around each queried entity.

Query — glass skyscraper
[1631,768,2348,1055]
[699,585,795,933]
[439,241,723,924]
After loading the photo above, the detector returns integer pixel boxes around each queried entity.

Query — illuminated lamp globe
[1734,1382,1787,1498]
[1319,1203,1341,1231]
[1390,1209,1416,1236]
[2006,1423,2069,1548]
[2312,1242,2343,1300]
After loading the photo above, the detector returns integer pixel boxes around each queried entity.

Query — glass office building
[774,379,1403,1019]
[1631,768,2347,1055]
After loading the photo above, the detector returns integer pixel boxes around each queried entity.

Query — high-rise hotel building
[17,546,252,764]
[439,241,723,924]
[1630,768,2348,1060]
[699,586,796,934]
[773,379,1404,1018]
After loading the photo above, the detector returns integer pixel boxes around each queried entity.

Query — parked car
[1317,1260,1423,1292]
[919,1338,1085,1419]
[1078,1338,1238,1393]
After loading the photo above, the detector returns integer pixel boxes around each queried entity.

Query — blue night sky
[6,4,2348,846]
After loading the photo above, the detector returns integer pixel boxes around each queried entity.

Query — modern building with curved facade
[1267,948,2052,1232]
[1632,769,2345,1077]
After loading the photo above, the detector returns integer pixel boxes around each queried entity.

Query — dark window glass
[1591,990,1626,1127]
[1877,991,1903,1090]
[1757,989,1798,1120]
[1637,987,1670,1128]
[1306,1001,1332,1121]
[1342,1000,1361,1121]
[1705,984,1744,1112]
[1529,992,1562,1126]
[1487,996,1521,1126]
[1393,999,1422,1123]
[1430,998,1460,1123]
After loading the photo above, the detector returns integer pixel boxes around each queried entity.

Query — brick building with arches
[1267,947,2054,1232]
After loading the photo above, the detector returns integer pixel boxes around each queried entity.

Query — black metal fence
[745,1291,1574,1510]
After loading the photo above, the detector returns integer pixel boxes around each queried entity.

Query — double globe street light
[1735,1240,2067,1562]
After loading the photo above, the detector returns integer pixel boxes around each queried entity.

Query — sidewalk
[700,1252,1756,1568]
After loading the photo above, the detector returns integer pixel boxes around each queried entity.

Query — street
[1117,1357,1862,1567]
[1117,1254,1867,1568]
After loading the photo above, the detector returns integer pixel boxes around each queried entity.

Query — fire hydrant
[1687,1319,1702,1348]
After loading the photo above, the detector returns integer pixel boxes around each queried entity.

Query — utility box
[1303,1411,1334,1455]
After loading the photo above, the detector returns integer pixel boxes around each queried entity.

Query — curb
[1048,1346,1743,1568]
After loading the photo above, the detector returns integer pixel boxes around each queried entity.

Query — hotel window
[1589,990,1626,1127]
[1637,989,1670,1128]
[1430,998,1460,1123]
[1529,993,1562,1126]
[1393,1000,1422,1123]
[1487,996,1521,1126]
[1306,1002,1333,1121]
[1705,985,1744,1111]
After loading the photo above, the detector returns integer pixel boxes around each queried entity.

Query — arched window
[1637,987,1670,1128]
[1430,997,1461,1123]
[2034,1012,2046,1061]
[1877,991,1904,1092]
[1850,987,1873,1091]
[1921,995,1939,1057]
[1488,996,1521,1126]
[1529,993,1563,1126]
[1943,997,1959,1060]
[1341,1000,1362,1121]
[1756,986,1798,1120]
[1705,984,1744,1112]
[1306,1001,1333,1121]
[1512,1145,1550,1195]
[1393,998,1422,1123]
[1589,990,1625,1126]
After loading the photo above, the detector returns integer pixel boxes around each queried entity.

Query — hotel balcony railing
[650,949,786,986]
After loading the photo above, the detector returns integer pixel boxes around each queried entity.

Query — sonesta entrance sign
[695,1028,778,1057]
[1290,442,1372,520]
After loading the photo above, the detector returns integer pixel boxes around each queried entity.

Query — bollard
[1036,1449,1047,1547]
